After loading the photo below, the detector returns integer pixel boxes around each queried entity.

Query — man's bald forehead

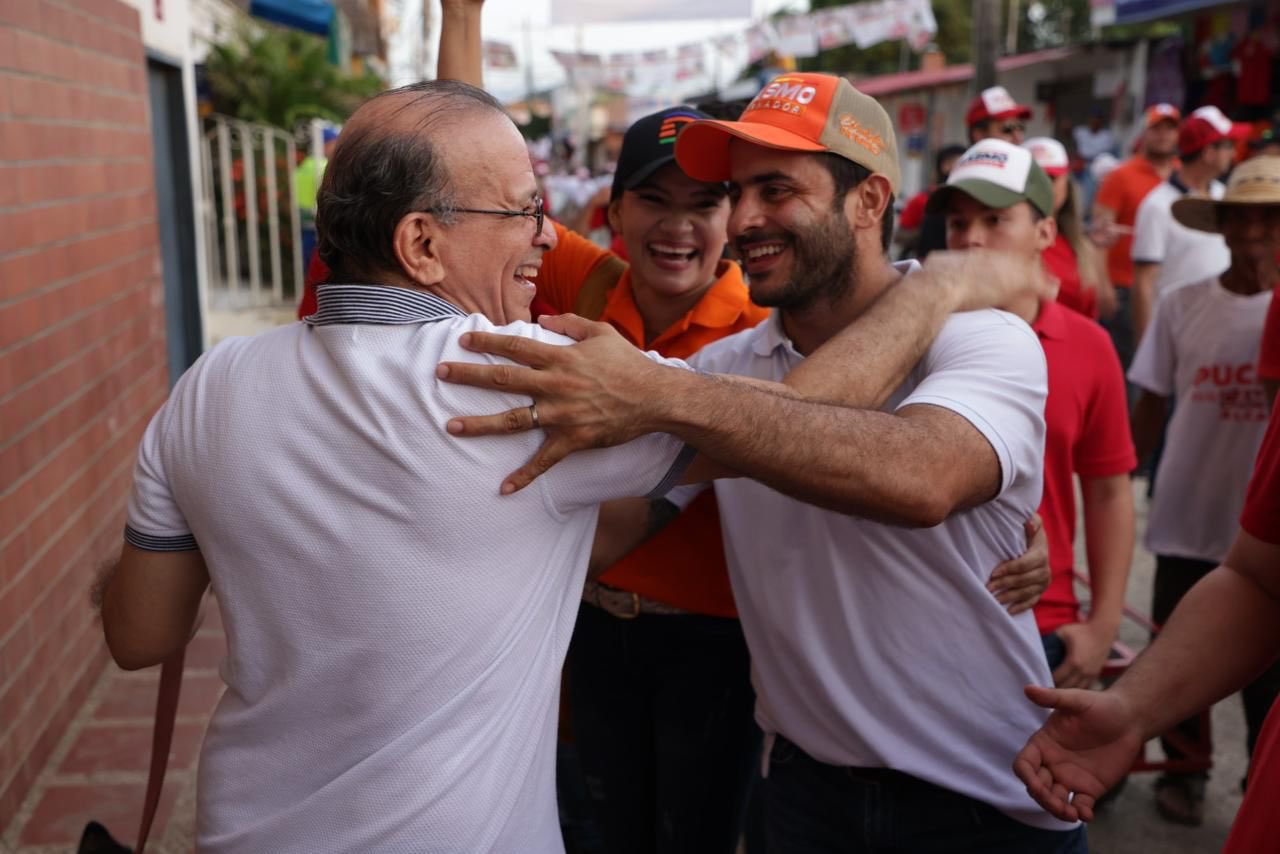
[342,82,506,149]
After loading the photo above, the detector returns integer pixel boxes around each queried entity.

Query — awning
[1091,0,1237,26]
[853,47,1077,98]
[249,0,334,36]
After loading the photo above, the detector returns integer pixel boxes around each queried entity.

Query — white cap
[1023,137,1069,177]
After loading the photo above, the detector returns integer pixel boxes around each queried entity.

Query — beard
[743,209,858,312]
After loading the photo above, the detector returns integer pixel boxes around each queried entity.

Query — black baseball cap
[610,106,712,201]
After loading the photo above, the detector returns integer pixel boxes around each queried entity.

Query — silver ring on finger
[529,402,540,429]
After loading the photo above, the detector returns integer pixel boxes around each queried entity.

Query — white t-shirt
[1129,279,1273,562]
[126,286,689,854]
[1073,125,1116,161]
[687,291,1072,831]
[1131,177,1229,295]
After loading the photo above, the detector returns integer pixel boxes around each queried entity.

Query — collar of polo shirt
[307,284,468,326]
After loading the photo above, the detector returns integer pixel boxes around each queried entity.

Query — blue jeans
[566,602,760,854]
[762,735,1088,853]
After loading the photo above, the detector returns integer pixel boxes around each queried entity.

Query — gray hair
[316,79,507,281]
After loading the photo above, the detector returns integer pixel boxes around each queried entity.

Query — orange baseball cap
[674,73,901,194]
[1144,103,1181,128]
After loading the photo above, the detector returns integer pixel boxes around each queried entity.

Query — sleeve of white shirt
[125,389,199,552]
[1131,191,1168,264]
[1128,293,1176,396]
[896,310,1048,498]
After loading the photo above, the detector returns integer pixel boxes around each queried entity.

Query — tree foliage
[204,23,384,130]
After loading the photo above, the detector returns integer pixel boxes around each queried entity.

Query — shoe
[1154,775,1205,827]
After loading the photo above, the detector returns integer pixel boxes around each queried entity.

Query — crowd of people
[94,0,1280,851]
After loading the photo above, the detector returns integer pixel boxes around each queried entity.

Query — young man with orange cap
[1092,104,1180,372]
[932,138,1136,705]
[439,73,1086,852]
[1130,105,1248,343]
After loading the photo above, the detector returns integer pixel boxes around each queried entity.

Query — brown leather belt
[582,580,689,618]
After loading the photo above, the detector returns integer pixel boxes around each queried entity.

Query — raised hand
[1013,685,1144,822]
[437,313,675,493]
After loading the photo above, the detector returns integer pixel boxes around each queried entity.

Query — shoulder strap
[136,649,185,853]
[572,255,628,321]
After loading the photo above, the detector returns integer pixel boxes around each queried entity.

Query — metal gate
[200,115,318,309]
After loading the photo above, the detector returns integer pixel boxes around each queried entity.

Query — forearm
[1113,561,1280,739]
[1130,265,1157,343]
[784,271,958,409]
[1080,475,1135,637]
[651,369,973,525]
[437,2,484,86]
[588,497,679,578]
[1130,392,1167,466]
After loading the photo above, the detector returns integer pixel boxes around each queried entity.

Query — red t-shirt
[1043,234,1098,319]
[898,189,931,231]
[1031,300,1137,635]
[1222,407,1280,853]
[1259,290,1280,383]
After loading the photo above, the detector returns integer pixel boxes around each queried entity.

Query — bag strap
[136,648,185,853]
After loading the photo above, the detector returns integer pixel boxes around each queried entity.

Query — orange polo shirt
[539,224,768,617]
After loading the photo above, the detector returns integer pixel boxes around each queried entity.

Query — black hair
[316,80,506,281]
[818,152,895,253]
[936,144,967,180]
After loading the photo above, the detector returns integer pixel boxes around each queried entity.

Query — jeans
[762,735,1088,853]
[1152,555,1280,775]
[566,602,760,854]
[1100,286,1138,407]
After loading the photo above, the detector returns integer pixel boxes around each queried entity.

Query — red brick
[0,369,164,547]
[0,120,151,165]
[59,719,205,773]
[64,0,143,33]
[0,0,42,31]
[0,72,11,119]
[0,314,153,437]
[3,32,140,94]
[0,277,157,398]
[184,631,227,670]
[18,780,176,847]
[94,670,159,719]
[0,249,156,346]
[7,76,148,127]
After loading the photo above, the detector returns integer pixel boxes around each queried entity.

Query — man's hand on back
[438,314,679,493]
[987,515,1050,614]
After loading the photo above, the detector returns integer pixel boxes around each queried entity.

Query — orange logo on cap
[838,115,885,155]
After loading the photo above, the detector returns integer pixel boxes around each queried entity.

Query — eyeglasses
[1002,122,1025,136]
[425,195,544,235]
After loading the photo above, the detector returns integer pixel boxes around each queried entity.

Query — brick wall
[0,0,170,831]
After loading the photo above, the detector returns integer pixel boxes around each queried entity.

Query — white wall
[120,0,212,349]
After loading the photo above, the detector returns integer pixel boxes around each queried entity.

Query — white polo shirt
[125,285,690,854]
[687,269,1072,832]
[1131,175,1228,296]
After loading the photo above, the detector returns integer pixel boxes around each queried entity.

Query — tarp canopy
[250,0,334,36]
[1092,0,1236,26]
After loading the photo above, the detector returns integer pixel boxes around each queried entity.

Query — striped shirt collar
[306,284,468,326]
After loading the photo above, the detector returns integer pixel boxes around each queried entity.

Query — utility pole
[1006,0,1020,56]
[419,0,433,81]
[972,0,1001,95]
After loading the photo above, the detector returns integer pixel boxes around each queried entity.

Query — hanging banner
[482,40,518,69]
[550,0,752,26]
[774,14,819,58]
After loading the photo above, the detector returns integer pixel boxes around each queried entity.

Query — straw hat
[1172,156,1280,234]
